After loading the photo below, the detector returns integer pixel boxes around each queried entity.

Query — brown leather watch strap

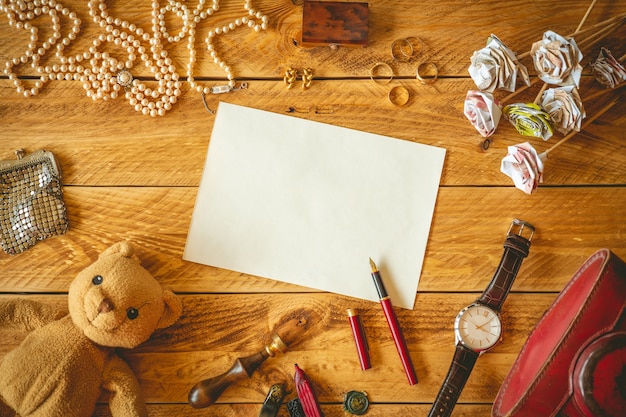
[477,220,534,311]
[427,344,479,417]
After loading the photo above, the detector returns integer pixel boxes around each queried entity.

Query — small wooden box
[301,1,369,48]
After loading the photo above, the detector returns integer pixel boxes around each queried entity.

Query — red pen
[347,308,371,370]
[369,258,418,385]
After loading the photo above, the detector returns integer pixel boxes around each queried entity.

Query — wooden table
[1,1,625,416]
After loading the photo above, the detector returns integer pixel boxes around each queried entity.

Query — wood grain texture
[1,1,625,416]
[1,186,624,293]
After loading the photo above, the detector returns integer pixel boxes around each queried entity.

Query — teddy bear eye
[92,275,103,285]
[127,308,139,320]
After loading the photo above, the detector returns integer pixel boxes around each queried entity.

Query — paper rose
[500,142,546,195]
[591,47,626,88]
[540,86,585,135]
[464,90,502,137]
[530,30,583,87]
[469,34,530,93]
[503,103,553,140]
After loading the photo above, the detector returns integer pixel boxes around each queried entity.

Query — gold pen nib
[369,257,378,273]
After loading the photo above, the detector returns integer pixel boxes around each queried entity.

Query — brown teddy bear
[0,241,183,417]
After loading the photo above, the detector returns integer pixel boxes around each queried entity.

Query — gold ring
[388,86,409,106]
[404,36,424,59]
[369,62,394,84]
[391,39,413,62]
[416,62,438,84]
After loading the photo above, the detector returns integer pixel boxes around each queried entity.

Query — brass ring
[369,62,394,84]
[416,62,438,84]
[388,86,409,106]
[391,39,413,62]
[404,36,424,59]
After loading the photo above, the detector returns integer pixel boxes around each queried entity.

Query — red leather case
[492,249,626,417]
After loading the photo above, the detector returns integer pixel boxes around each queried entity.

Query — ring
[369,62,394,84]
[388,86,409,106]
[391,39,413,62]
[404,36,424,59]
[416,62,438,84]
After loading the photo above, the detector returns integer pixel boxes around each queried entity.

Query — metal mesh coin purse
[0,149,68,255]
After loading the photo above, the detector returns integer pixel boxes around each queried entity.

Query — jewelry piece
[391,39,413,62]
[369,62,394,84]
[404,36,424,60]
[0,0,268,116]
[388,85,409,106]
[301,68,313,90]
[416,62,438,84]
[391,37,424,62]
[284,67,298,89]
[284,68,314,90]
[116,69,134,89]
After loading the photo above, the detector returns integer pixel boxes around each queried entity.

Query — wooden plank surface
[1,0,626,416]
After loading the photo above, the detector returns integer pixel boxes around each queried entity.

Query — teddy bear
[0,241,183,417]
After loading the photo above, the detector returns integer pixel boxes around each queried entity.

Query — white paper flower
[469,34,530,93]
[503,103,553,140]
[591,47,626,89]
[500,142,546,195]
[464,90,502,137]
[540,86,585,135]
[530,30,583,87]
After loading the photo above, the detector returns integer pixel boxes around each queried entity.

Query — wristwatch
[427,219,535,417]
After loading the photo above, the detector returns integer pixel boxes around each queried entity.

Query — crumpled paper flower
[503,103,553,140]
[540,86,585,135]
[468,34,530,93]
[500,142,546,195]
[464,90,502,137]
[591,47,626,88]
[530,30,583,87]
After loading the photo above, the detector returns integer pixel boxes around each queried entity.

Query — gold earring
[284,68,298,89]
[301,68,314,90]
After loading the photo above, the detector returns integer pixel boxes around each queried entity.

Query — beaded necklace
[0,0,268,116]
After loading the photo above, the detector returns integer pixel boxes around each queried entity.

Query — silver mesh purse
[0,149,69,255]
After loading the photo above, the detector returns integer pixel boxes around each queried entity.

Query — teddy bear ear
[100,241,134,259]
[157,290,183,330]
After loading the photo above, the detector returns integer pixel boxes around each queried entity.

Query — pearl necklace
[0,0,268,116]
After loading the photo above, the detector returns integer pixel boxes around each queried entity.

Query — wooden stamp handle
[188,314,309,408]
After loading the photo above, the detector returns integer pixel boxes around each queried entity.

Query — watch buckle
[508,219,535,242]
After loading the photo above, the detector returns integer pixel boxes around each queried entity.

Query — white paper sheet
[184,103,446,309]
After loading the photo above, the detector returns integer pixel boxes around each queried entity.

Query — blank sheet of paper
[184,103,446,309]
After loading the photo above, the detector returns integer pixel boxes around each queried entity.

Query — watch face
[454,303,502,352]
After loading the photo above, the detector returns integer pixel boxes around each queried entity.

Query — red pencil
[369,258,418,385]
[294,364,323,417]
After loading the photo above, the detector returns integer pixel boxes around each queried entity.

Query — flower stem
[533,83,548,104]
[575,0,598,33]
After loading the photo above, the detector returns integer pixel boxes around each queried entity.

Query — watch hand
[475,321,490,331]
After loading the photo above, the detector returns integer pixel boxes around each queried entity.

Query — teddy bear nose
[98,298,115,314]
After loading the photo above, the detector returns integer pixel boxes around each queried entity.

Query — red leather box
[493,249,626,417]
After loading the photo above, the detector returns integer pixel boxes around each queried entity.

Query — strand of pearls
[1,0,269,116]
[154,0,268,94]
[85,0,182,116]
[200,0,268,91]
[1,0,81,97]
